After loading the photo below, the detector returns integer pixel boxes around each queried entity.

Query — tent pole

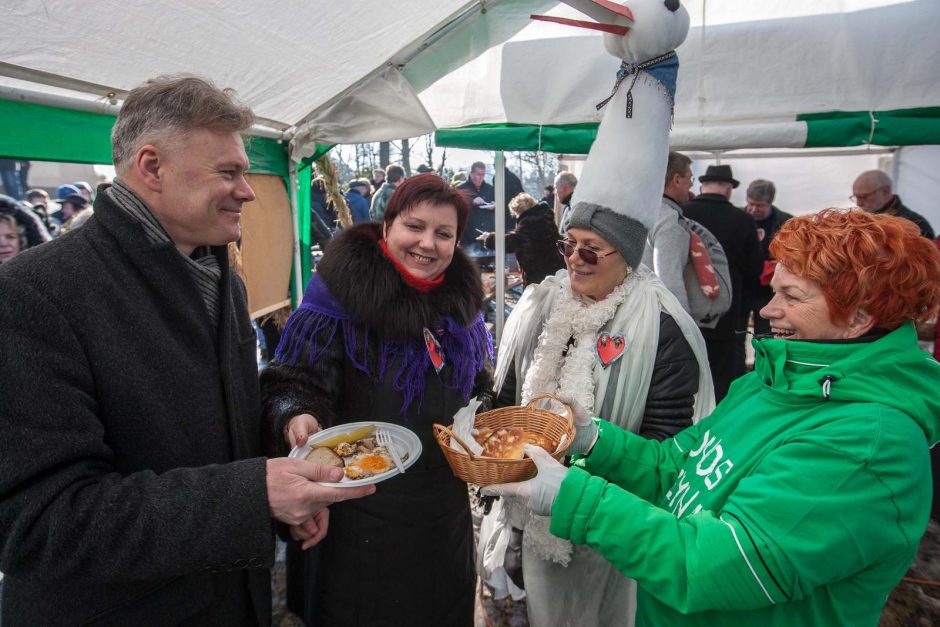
[288,164,304,308]
[494,151,506,344]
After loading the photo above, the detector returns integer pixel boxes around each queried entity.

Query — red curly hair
[769,209,940,330]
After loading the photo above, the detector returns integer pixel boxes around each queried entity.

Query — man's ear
[846,308,875,338]
[133,144,163,193]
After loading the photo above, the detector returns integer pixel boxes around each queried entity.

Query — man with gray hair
[851,169,934,239]
[743,179,793,338]
[643,151,693,311]
[554,170,578,233]
[0,75,373,625]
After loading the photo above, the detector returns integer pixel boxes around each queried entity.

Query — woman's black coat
[261,223,492,626]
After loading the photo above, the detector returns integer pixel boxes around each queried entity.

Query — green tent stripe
[0,99,115,164]
[294,164,313,301]
[0,99,290,175]
[799,107,940,147]
[436,123,599,153]
[244,136,289,176]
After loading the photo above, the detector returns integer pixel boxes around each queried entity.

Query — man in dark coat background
[743,178,793,338]
[457,160,497,251]
[683,164,762,401]
[0,75,372,625]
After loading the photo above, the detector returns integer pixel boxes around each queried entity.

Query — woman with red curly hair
[488,209,940,626]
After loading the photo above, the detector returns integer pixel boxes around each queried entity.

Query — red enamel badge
[595,332,626,368]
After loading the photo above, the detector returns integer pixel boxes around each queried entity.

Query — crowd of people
[1,73,939,627]
[0,176,101,265]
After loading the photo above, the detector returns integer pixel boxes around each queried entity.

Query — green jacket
[369,181,397,221]
[551,322,940,626]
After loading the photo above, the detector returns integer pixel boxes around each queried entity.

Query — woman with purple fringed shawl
[260,173,494,626]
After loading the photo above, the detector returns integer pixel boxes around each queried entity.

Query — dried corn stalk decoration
[316,155,352,229]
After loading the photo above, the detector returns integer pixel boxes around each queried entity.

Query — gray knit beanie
[567,201,648,270]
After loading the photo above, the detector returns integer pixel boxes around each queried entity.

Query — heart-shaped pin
[595,332,626,368]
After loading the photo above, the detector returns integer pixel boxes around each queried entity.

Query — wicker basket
[432,393,575,486]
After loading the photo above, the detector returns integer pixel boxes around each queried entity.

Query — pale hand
[284,413,321,449]
[483,445,567,516]
[556,393,598,456]
[266,457,375,526]
[291,508,330,550]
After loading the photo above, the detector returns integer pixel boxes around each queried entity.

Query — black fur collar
[316,222,484,339]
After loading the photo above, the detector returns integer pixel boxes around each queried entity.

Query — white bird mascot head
[533,0,690,269]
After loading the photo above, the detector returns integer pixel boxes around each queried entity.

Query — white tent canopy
[4,1,937,160]
[420,0,940,150]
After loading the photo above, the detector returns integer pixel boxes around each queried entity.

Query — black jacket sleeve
[640,312,699,441]
[260,327,344,458]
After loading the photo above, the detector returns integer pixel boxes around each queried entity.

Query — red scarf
[378,239,445,293]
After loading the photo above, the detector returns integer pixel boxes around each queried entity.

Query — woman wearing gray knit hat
[479,201,715,624]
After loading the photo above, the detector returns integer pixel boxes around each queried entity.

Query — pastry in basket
[472,426,494,446]
[480,427,558,459]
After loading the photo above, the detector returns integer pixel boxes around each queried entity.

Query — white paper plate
[289,421,422,487]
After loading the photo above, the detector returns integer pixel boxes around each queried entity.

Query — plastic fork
[376,430,406,474]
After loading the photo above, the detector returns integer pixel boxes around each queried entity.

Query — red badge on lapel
[595,332,626,369]
[424,327,445,373]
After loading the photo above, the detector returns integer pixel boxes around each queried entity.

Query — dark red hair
[770,209,940,330]
[383,173,470,239]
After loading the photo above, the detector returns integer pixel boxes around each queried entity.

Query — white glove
[557,393,598,456]
[482,445,567,515]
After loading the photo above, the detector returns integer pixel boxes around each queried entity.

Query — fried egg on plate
[344,446,394,480]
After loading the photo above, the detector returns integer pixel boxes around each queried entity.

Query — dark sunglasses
[556,240,619,265]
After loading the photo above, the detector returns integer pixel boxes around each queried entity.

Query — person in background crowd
[73,181,94,203]
[309,176,334,250]
[0,160,24,200]
[683,164,762,401]
[851,169,934,239]
[0,194,52,248]
[345,179,371,224]
[416,163,434,174]
[543,184,556,208]
[23,188,55,233]
[643,151,693,312]
[370,164,404,222]
[261,173,493,625]
[502,167,523,230]
[743,179,793,338]
[451,171,467,187]
[554,171,578,234]
[0,74,373,625]
[457,161,497,250]
[0,213,25,263]
[487,209,940,627]
[58,207,94,235]
[49,184,81,228]
[477,192,564,286]
[370,167,385,191]
[58,193,89,224]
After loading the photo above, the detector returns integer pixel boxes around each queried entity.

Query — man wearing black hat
[683,164,762,401]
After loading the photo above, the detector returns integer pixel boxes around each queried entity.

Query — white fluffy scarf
[520,281,626,412]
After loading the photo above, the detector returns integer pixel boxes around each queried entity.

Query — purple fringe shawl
[275,274,493,417]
